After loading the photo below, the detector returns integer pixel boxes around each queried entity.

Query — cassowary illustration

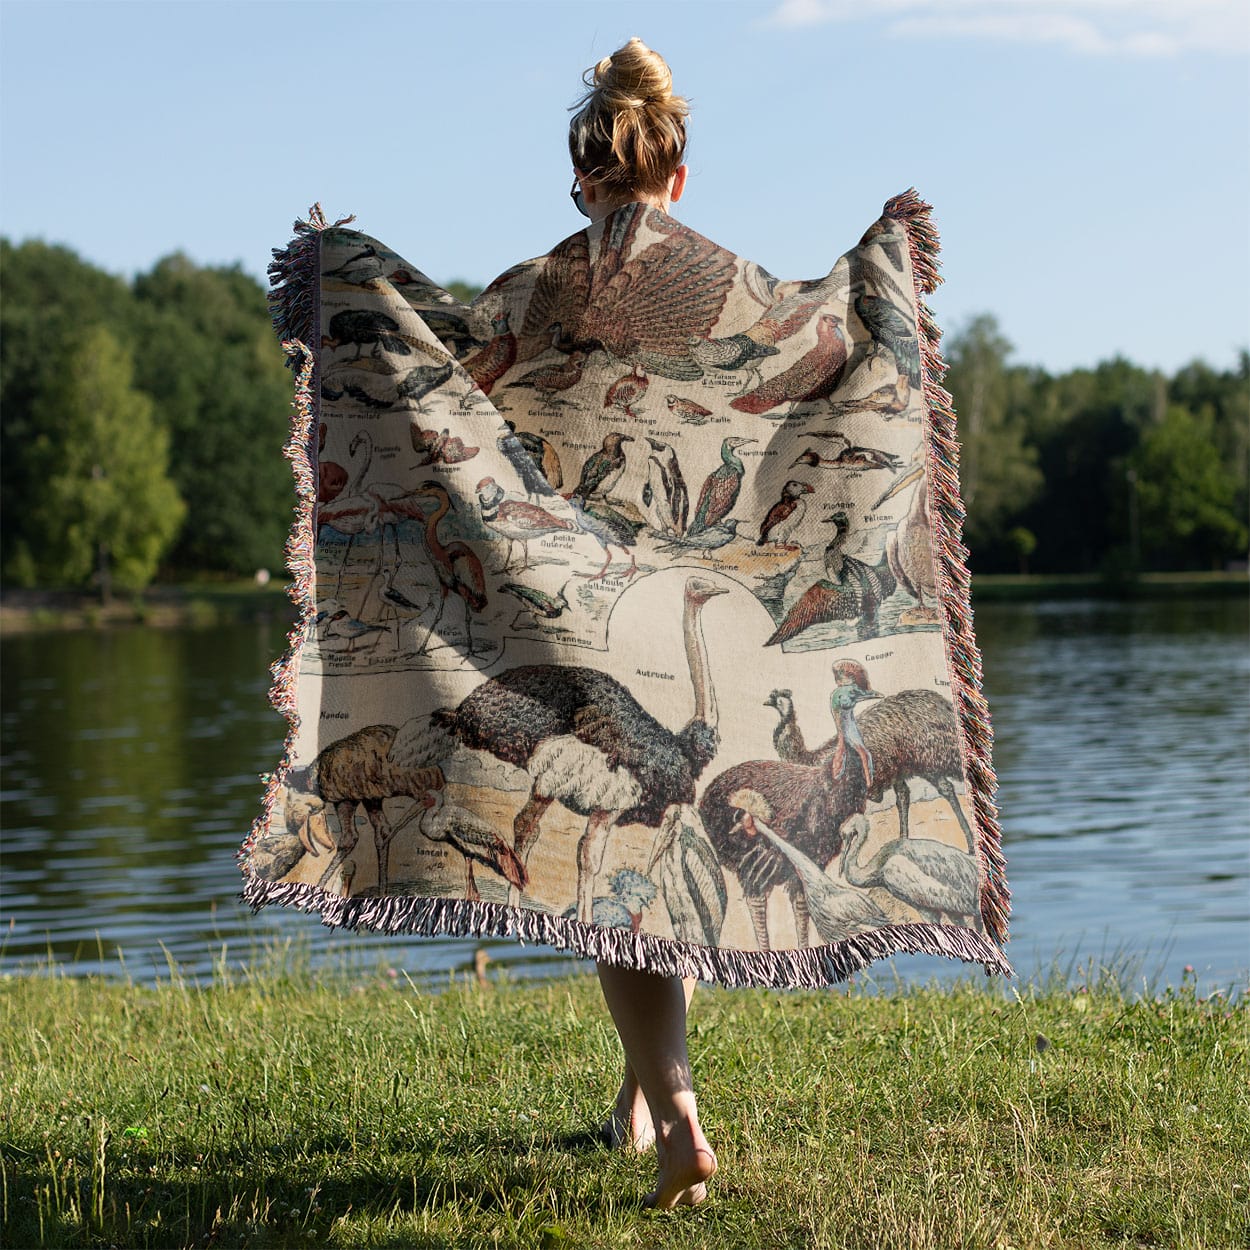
[768,664,974,848]
[699,680,877,950]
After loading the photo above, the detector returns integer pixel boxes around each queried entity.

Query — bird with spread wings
[512,206,737,379]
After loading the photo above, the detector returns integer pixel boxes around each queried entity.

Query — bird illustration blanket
[240,192,1012,986]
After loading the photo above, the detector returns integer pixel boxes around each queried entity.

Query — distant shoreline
[0,570,1245,635]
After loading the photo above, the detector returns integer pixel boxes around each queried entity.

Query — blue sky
[1,0,1246,374]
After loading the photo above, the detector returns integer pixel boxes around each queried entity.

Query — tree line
[1,239,1245,595]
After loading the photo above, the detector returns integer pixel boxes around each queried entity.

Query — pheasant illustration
[689,437,755,536]
[515,204,735,377]
[689,297,819,393]
[730,314,848,416]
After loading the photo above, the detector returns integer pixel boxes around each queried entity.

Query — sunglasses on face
[570,176,589,218]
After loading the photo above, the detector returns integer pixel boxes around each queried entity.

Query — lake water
[2,597,1247,994]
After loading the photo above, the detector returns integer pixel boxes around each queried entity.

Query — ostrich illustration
[841,815,980,927]
[699,681,877,950]
[434,576,729,921]
[768,665,974,848]
[296,717,452,894]
[413,479,488,656]
[729,790,888,944]
[875,451,939,625]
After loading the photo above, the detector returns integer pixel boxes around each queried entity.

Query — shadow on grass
[4,1126,635,1249]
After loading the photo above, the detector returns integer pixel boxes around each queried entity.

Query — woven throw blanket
[239,192,1011,986]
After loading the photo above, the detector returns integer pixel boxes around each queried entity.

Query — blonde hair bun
[569,38,688,197]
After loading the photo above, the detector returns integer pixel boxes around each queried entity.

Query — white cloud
[766,0,1249,57]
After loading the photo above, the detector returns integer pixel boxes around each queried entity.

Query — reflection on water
[2,596,1247,990]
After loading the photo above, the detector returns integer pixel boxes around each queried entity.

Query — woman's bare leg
[596,964,716,1208]
[602,978,696,1151]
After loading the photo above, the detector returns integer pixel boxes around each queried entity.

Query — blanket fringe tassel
[240,872,1013,987]
[884,188,1011,951]
[238,196,1012,987]
[236,205,349,871]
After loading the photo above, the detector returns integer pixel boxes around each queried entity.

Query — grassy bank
[969,570,1247,602]
[0,582,293,634]
[2,966,1245,1249]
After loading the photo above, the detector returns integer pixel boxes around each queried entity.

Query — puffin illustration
[758,480,815,547]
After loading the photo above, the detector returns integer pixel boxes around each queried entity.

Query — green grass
[1,961,1246,1249]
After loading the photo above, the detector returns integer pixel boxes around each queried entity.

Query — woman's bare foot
[644,1117,717,1209]
[602,1076,655,1151]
